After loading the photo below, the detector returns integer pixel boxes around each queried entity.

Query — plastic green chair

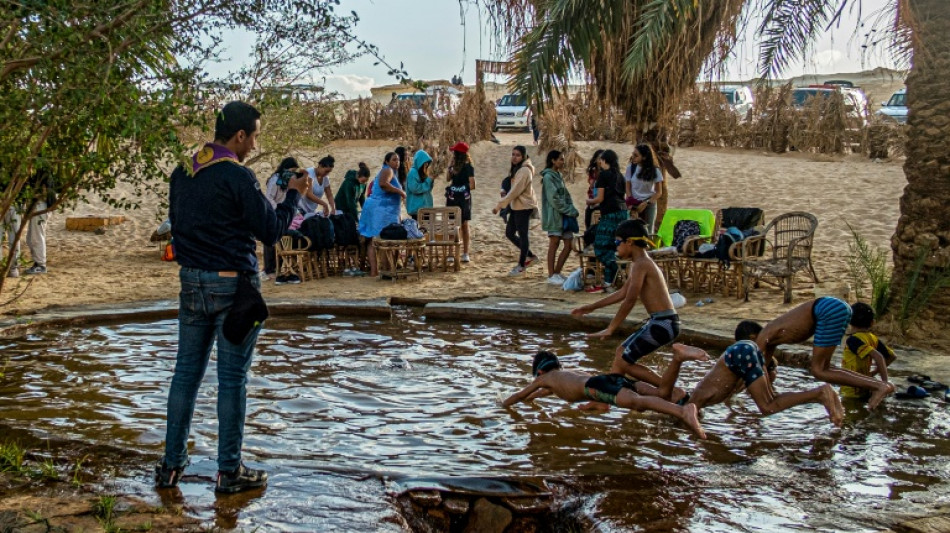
[655,209,717,248]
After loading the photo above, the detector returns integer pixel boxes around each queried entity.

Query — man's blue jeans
[162,268,262,472]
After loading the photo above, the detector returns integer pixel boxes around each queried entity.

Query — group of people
[505,218,897,439]
[153,101,897,495]
[489,143,665,287]
[257,142,477,280]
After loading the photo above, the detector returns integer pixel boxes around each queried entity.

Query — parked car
[790,85,867,127]
[718,85,754,119]
[875,88,908,124]
[394,93,431,122]
[494,94,531,132]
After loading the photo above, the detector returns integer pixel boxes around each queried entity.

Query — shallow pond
[1,308,948,531]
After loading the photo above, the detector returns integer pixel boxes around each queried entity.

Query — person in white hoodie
[492,145,538,276]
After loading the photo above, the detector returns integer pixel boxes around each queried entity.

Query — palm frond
[756,0,851,79]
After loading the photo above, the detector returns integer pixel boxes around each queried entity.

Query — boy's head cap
[850,302,874,329]
[532,350,561,376]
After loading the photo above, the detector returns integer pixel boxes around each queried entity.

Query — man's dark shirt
[169,160,299,273]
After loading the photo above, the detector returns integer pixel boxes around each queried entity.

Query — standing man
[155,101,307,493]
[23,167,55,275]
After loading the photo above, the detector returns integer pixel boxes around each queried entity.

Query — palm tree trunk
[891,0,950,314]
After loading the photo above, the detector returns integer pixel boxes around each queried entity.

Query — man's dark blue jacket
[170,159,298,273]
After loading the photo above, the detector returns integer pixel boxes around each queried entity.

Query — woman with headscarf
[405,149,433,221]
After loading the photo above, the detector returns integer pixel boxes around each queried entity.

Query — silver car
[876,88,908,124]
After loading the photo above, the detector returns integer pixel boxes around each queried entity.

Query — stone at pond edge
[500,496,552,514]
[443,496,470,515]
[409,490,442,507]
[463,498,512,533]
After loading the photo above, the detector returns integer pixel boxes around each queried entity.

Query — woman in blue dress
[359,152,406,277]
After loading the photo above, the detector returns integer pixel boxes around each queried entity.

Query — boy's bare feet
[681,403,707,439]
[868,382,896,410]
[579,401,610,413]
[672,343,709,363]
[819,384,844,426]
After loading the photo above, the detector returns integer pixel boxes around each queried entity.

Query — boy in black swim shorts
[502,351,707,439]
[572,220,682,388]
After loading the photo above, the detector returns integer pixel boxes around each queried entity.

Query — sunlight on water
[1,309,948,531]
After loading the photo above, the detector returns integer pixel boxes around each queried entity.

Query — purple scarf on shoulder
[190,143,240,176]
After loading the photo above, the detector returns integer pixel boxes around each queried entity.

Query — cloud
[809,49,846,71]
[321,74,376,98]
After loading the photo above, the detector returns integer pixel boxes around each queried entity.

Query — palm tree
[481,0,949,317]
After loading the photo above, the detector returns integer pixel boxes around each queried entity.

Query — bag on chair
[379,222,408,240]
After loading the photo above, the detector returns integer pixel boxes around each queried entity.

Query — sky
[206,0,902,98]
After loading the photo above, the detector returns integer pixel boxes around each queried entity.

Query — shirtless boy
[503,351,707,439]
[572,219,681,388]
[659,321,844,425]
[756,297,894,409]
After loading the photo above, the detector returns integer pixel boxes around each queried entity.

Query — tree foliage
[0,0,365,287]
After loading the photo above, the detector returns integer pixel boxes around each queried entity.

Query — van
[718,85,754,119]
[494,94,530,132]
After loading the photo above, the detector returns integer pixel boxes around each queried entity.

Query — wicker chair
[680,207,765,298]
[276,235,315,282]
[742,211,820,303]
[418,207,462,272]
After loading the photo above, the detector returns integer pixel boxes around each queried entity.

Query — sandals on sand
[907,374,947,391]
[894,385,929,400]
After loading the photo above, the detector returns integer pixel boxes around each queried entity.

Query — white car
[494,94,531,131]
[876,88,908,124]
[394,93,431,122]
[718,85,754,119]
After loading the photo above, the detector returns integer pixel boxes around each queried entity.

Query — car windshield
[719,90,737,104]
[498,95,527,107]
[397,94,427,107]
[792,89,832,107]
[887,93,907,107]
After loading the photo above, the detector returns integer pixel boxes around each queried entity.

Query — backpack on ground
[672,220,701,252]
[299,215,335,251]
[330,213,359,247]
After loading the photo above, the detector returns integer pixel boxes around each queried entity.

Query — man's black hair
[532,350,561,376]
[318,155,335,168]
[214,101,261,143]
[615,219,649,247]
[850,302,875,329]
[735,320,763,341]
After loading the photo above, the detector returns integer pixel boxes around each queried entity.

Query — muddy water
[1,309,949,531]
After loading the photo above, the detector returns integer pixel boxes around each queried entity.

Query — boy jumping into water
[572,220,681,388]
[503,351,707,439]
[659,322,844,425]
[756,297,894,409]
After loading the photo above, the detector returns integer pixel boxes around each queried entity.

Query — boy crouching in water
[841,302,896,402]
[503,351,707,439]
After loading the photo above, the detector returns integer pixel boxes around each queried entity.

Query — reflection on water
[1,309,948,531]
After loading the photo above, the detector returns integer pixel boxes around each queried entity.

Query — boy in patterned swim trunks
[756,297,895,409]
[503,351,707,439]
[670,321,844,425]
[572,220,682,390]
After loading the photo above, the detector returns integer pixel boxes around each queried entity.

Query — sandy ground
[2,132,935,348]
